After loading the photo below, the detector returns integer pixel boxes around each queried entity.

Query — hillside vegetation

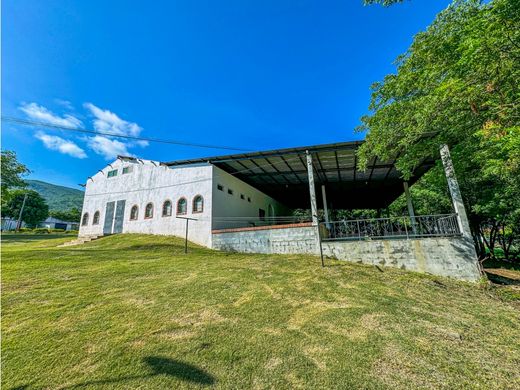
[2,234,519,389]
[27,179,84,212]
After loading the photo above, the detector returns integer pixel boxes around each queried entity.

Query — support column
[440,144,472,239]
[403,181,415,219]
[321,185,330,225]
[403,181,417,235]
[306,151,319,226]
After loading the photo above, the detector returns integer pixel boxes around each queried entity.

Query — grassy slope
[26,179,84,211]
[2,234,519,389]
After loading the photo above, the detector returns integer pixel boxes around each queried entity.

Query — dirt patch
[265,357,283,370]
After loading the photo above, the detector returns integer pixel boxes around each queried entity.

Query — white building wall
[212,166,290,230]
[79,159,213,247]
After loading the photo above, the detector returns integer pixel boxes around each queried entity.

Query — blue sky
[2,0,451,189]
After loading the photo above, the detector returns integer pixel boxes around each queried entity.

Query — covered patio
[167,140,470,243]
[168,140,481,281]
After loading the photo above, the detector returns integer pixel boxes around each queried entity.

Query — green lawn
[2,234,520,389]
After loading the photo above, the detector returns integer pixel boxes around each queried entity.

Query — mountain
[26,180,84,212]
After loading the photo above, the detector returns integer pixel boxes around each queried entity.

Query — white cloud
[54,99,74,110]
[36,132,87,159]
[20,102,82,128]
[83,102,147,159]
[84,102,142,137]
[87,135,131,160]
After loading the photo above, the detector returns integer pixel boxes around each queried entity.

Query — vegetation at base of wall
[2,234,519,389]
[357,0,520,261]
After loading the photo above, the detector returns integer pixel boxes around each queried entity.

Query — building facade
[78,157,287,247]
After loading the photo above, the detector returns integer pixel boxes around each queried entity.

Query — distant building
[40,217,79,231]
[1,217,78,231]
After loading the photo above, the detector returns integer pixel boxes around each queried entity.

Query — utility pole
[16,193,28,232]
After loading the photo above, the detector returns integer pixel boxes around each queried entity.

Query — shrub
[33,228,50,234]
[17,228,33,233]
[50,228,65,233]
[65,230,79,235]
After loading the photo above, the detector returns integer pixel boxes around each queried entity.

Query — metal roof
[165,140,435,209]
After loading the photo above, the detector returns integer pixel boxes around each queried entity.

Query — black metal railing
[320,214,461,241]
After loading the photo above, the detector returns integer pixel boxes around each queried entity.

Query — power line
[1,116,252,152]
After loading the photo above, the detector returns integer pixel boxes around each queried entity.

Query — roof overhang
[165,140,435,209]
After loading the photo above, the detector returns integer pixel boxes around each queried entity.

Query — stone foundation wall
[321,237,480,282]
[212,224,481,282]
[211,224,317,255]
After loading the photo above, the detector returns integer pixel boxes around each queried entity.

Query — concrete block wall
[212,224,481,281]
[321,237,481,282]
[212,224,317,255]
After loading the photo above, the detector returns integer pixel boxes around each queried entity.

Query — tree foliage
[49,208,81,223]
[357,0,520,259]
[1,150,30,202]
[3,190,49,228]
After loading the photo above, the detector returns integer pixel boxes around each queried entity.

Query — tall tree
[1,150,30,202]
[2,190,49,228]
[357,0,520,258]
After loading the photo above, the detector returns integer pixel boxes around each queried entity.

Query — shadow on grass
[63,356,215,388]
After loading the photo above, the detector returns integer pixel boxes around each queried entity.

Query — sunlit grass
[2,234,519,389]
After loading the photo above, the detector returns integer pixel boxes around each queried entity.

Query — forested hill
[26,180,84,212]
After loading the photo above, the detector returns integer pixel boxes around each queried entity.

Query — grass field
[2,234,520,389]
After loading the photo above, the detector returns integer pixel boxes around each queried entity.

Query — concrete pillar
[321,185,330,224]
[440,144,472,239]
[403,181,417,235]
[403,181,415,219]
[306,151,319,226]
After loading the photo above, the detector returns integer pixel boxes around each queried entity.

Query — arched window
[177,198,187,215]
[145,203,154,219]
[93,211,100,225]
[162,200,172,217]
[130,205,139,220]
[81,213,89,226]
[193,195,204,213]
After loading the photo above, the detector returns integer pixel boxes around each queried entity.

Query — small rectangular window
[217,184,224,191]
[259,208,266,221]
[107,169,118,178]
[228,188,233,195]
[122,166,133,174]
[240,194,245,200]
[247,197,251,202]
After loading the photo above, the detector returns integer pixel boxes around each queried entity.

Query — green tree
[49,207,81,222]
[3,190,49,228]
[357,0,520,259]
[1,150,30,202]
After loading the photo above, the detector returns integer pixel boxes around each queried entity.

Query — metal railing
[213,215,312,229]
[320,214,461,241]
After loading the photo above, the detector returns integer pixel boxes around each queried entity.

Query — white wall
[79,158,213,247]
[212,166,290,230]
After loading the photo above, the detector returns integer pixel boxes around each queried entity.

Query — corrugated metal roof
[164,140,434,209]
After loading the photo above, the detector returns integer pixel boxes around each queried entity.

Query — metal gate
[113,200,126,234]
[103,200,126,235]
[103,201,115,235]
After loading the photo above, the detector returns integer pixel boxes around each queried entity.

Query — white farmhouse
[78,141,481,281]
[79,156,288,247]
